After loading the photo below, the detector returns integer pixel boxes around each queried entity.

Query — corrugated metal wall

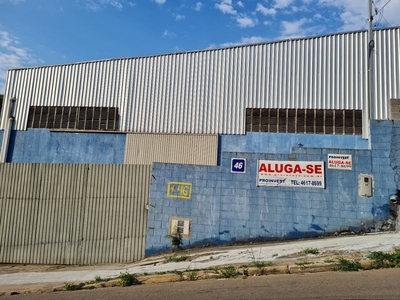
[0,163,151,265]
[2,28,399,134]
[124,133,218,165]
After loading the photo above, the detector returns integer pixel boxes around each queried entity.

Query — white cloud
[240,36,267,44]
[376,1,400,27]
[154,0,166,4]
[237,1,244,8]
[317,0,367,31]
[256,3,276,16]
[279,18,312,38]
[215,0,237,15]
[175,14,185,20]
[317,0,400,29]
[110,1,123,9]
[217,35,268,48]
[84,0,124,10]
[236,16,257,28]
[162,30,176,37]
[273,0,294,9]
[85,0,101,11]
[194,2,202,11]
[0,31,39,93]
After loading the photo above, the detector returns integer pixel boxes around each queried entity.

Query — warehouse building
[0,27,399,262]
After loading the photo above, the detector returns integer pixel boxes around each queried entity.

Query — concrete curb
[0,261,351,297]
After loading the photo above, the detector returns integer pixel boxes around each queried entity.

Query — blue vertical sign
[231,158,246,173]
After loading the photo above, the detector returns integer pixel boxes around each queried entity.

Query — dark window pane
[27,107,35,128]
[68,107,77,129]
[33,107,41,128]
[335,110,344,134]
[61,107,69,129]
[252,116,260,132]
[296,109,305,133]
[54,107,62,128]
[47,107,56,129]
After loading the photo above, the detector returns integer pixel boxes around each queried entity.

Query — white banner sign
[257,160,325,188]
[327,154,352,170]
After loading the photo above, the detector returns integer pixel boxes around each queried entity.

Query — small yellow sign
[167,182,192,199]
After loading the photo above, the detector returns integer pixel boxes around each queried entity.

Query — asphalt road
[6,268,400,299]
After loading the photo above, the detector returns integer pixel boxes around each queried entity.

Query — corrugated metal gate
[0,163,151,265]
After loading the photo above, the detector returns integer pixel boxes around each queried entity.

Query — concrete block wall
[5,129,126,163]
[220,131,369,154]
[146,120,399,255]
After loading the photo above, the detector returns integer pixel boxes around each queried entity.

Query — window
[27,106,119,131]
[246,108,362,135]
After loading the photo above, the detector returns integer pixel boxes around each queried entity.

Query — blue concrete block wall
[146,120,399,255]
[220,132,369,154]
[5,129,126,163]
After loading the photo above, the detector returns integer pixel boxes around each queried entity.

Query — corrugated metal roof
[2,28,399,134]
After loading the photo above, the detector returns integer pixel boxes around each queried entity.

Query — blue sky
[0,0,399,93]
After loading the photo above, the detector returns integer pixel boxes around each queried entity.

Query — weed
[186,269,197,281]
[324,259,336,263]
[83,286,96,290]
[209,267,219,274]
[155,271,166,275]
[248,248,270,269]
[165,253,189,262]
[368,251,392,268]
[119,271,141,287]
[94,275,110,283]
[295,261,313,266]
[166,231,183,249]
[304,248,319,255]
[332,258,362,271]
[143,272,148,276]
[368,249,400,269]
[64,282,85,291]
[219,266,238,278]
[168,269,183,280]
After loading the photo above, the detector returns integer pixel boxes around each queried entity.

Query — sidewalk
[1,232,400,295]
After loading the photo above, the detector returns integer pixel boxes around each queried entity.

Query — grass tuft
[304,248,319,255]
[64,282,85,291]
[119,271,141,287]
[332,258,362,271]
[219,266,238,278]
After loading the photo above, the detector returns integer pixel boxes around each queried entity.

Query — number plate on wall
[231,158,246,173]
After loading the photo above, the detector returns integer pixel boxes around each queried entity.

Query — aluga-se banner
[257,160,325,188]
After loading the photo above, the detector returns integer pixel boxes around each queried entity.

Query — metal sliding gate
[0,163,151,265]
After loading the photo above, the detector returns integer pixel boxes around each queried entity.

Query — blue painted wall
[220,132,369,154]
[146,120,398,255]
[4,129,126,164]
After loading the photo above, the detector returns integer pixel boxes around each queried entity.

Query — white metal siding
[2,28,399,134]
[124,133,218,165]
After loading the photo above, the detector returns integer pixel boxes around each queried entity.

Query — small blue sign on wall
[231,158,246,173]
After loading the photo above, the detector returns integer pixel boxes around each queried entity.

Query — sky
[0,0,399,93]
